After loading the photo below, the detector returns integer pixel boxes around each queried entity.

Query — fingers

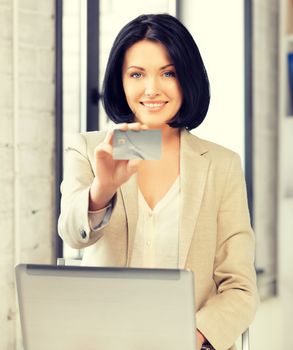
[115,122,149,131]
[114,122,128,131]
[126,123,143,131]
[104,129,114,144]
[94,142,113,159]
[101,121,148,151]
[97,122,150,163]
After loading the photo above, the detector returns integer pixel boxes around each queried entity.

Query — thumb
[127,159,142,175]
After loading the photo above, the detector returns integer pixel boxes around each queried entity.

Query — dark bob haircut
[102,14,210,130]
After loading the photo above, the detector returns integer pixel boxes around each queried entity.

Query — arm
[196,154,259,350]
[58,124,144,249]
[57,133,109,248]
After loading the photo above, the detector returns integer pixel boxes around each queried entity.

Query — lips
[140,101,168,111]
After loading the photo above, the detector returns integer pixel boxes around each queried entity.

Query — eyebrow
[126,64,174,71]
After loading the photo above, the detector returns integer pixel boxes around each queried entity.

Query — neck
[160,124,180,144]
[159,125,180,159]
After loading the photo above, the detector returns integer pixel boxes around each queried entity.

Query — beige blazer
[58,129,258,350]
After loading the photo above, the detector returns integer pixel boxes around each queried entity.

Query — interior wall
[180,0,245,162]
[0,1,56,348]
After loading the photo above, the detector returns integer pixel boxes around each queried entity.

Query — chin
[136,116,171,128]
[144,122,167,129]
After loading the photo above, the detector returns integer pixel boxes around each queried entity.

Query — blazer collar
[121,128,210,268]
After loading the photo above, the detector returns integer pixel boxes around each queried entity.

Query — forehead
[123,40,172,67]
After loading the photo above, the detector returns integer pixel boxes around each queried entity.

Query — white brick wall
[0,1,15,346]
[0,0,55,348]
[16,0,56,266]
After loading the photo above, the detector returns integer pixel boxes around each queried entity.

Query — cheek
[122,86,139,113]
[166,81,182,99]
[175,85,183,105]
[124,85,141,104]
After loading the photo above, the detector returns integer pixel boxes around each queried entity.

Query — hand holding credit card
[112,129,162,160]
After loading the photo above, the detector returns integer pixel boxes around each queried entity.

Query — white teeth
[143,103,165,108]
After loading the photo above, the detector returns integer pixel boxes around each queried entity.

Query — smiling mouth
[140,102,168,110]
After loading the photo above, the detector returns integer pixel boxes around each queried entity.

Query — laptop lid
[15,264,196,350]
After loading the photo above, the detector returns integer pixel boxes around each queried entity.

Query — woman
[58,14,258,350]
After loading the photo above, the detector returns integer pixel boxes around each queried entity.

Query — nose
[144,77,160,97]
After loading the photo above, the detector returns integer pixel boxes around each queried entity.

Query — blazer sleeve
[196,153,259,350]
[57,133,116,249]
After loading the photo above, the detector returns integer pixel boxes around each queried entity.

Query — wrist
[89,178,116,211]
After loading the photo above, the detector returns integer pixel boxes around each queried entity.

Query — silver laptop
[15,264,196,350]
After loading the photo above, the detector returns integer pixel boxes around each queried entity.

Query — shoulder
[65,130,107,157]
[182,129,241,165]
[181,130,246,196]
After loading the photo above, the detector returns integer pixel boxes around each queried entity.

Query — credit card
[112,129,162,160]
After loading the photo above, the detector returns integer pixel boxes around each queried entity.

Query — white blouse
[130,177,180,269]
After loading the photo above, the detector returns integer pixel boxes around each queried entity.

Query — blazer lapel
[120,174,138,266]
[179,129,210,268]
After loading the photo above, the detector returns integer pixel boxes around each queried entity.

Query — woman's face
[122,40,183,128]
